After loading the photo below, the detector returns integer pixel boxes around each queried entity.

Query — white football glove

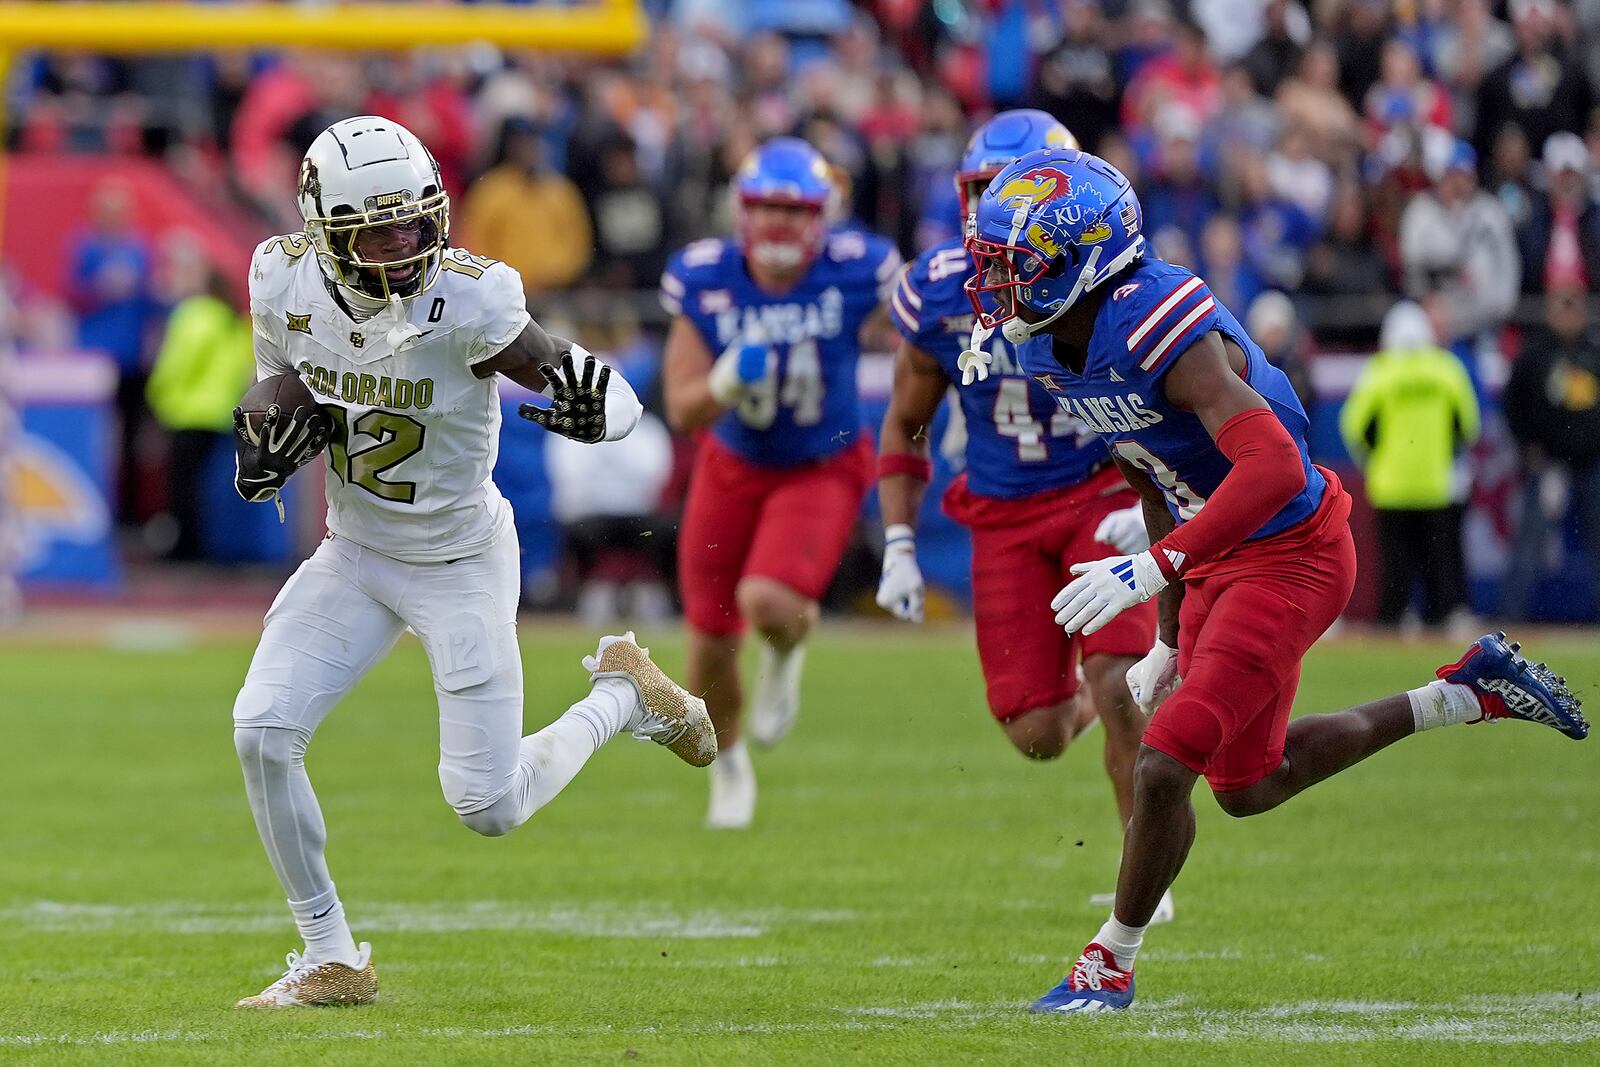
[1126,639,1180,715]
[1094,505,1151,555]
[1052,550,1168,636]
[876,524,925,623]
[708,326,772,405]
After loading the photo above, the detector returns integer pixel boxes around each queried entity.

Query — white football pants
[232,530,632,908]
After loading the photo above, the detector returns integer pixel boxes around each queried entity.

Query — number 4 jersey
[661,229,901,467]
[1017,256,1326,542]
[248,234,531,563]
[889,238,1110,499]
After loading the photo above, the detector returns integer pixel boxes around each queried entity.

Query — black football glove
[518,351,610,444]
[232,403,331,503]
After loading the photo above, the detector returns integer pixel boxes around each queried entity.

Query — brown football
[238,372,321,441]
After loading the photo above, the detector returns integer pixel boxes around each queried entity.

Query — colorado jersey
[661,231,901,467]
[890,238,1108,499]
[248,235,530,563]
[1019,257,1325,541]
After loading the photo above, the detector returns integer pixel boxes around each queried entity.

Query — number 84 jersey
[890,239,1109,499]
[661,229,901,468]
[247,234,531,563]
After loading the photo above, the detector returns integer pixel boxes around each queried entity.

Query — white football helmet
[297,116,449,305]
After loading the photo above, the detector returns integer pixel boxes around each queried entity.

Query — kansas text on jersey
[661,229,901,467]
[891,238,1109,499]
[1018,258,1325,540]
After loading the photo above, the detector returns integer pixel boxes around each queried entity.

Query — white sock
[291,885,359,966]
[1407,680,1482,732]
[1092,914,1147,971]
[758,642,805,695]
[502,679,640,824]
[715,738,753,781]
[565,677,639,743]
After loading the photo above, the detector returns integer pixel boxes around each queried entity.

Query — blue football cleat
[1030,943,1135,1014]
[1437,632,1589,740]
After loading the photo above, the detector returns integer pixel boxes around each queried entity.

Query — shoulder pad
[249,233,314,305]
[1108,264,1220,377]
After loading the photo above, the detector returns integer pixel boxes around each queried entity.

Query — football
[238,371,321,442]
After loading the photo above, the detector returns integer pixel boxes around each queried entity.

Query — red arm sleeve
[1149,408,1307,579]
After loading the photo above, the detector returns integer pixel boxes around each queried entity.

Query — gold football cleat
[593,633,718,767]
[235,944,377,1008]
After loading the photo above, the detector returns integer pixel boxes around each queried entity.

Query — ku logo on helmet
[995,167,1076,211]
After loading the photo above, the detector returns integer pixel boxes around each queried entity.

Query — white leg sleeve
[233,537,403,952]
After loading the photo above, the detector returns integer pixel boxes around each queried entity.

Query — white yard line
[0,900,857,940]
[1,995,1593,1048]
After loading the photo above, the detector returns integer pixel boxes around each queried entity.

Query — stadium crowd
[6,0,1600,623]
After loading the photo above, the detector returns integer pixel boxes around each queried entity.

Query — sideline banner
[8,352,120,589]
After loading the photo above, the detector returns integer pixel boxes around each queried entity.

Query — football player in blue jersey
[877,110,1169,920]
[962,146,1588,1014]
[662,138,902,829]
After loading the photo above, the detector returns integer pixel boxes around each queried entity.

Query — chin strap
[379,295,422,349]
[1002,244,1103,343]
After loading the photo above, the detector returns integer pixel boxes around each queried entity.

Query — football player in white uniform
[229,117,716,1008]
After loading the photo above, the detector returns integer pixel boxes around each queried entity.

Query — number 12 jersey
[248,234,531,563]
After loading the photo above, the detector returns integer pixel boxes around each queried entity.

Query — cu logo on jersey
[350,332,365,348]
[1112,283,1140,302]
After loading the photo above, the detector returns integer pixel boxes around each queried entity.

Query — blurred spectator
[587,135,672,289]
[1122,17,1223,137]
[1428,0,1514,136]
[1333,0,1392,107]
[1363,37,1452,143]
[1502,284,1600,618]
[144,261,253,562]
[1199,214,1263,318]
[1031,0,1120,152]
[1520,131,1600,293]
[1141,109,1217,252]
[1399,137,1519,349]
[67,180,158,526]
[1246,289,1313,412]
[1232,152,1319,291]
[460,117,594,294]
[1241,0,1309,96]
[1274,40,1361,163]
[1475,0,1593,161]
[545,409,675,626]
[1205,63,1281,163]
[1304,182,1390,346]
[1340,301,1480,629]
[1489,121,1538,230]
[1266,126,1333,223]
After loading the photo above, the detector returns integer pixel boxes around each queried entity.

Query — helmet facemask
[738,196,826,274]
[308,191,449,303]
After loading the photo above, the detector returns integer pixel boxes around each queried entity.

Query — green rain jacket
[1339,302,1481,510]
[146,294,255,432]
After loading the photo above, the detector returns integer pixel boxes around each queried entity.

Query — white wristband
[884,522,916,552]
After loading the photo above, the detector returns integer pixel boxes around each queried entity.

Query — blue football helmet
[964,147,1145,343]
[956,109,1078,217]
[735,136,836,272]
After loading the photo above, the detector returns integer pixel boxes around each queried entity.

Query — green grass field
[0,624,1596,1065]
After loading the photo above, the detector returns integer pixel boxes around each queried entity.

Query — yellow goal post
[0,0,646,245]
